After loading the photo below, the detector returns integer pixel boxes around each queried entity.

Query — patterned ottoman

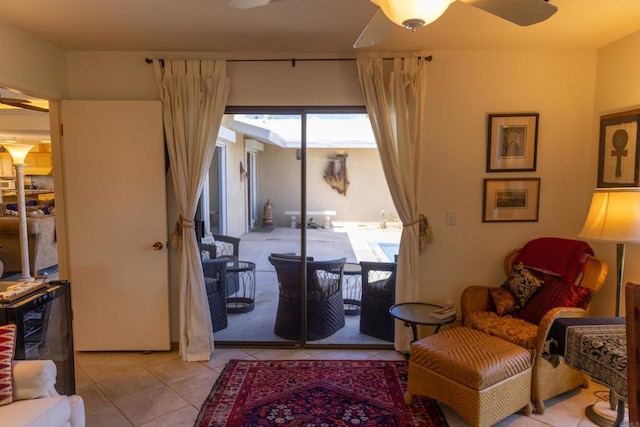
[406,327,532,427]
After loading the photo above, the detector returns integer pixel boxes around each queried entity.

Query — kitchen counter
[1,189,54,202]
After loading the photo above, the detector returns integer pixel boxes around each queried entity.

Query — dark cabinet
[0,280,75,395]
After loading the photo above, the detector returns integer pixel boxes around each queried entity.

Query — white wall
[591,31,640,317]
[418,50,598,305]
[0,22,67,98]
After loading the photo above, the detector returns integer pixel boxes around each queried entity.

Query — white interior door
[60,100,170,351]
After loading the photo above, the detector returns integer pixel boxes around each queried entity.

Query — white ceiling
[1,0,640,143]
[0,0,639,54]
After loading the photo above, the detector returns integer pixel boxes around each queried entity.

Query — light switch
[446,210,456,225]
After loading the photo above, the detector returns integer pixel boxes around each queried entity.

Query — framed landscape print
[486,113,539,172]
[597,109,640,187]
[482,178,540,222]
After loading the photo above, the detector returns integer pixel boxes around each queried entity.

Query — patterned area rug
[195,359,448,427]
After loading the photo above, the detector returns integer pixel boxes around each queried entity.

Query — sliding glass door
[200,107,399,348]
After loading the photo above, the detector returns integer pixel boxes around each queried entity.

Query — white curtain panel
[153,60,230,361]
[357,57,431,352]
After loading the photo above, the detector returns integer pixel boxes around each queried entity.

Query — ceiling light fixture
[371,0,455,30]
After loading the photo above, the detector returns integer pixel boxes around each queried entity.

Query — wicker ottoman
[406,327,532,427]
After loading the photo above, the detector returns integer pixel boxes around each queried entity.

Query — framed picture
[597,109,640,187]
[486,113,539,172]
[482,178,540,222]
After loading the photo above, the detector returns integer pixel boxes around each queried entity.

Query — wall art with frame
[482,178,540,222]
[486,113,539,172]
[597,109,640,187]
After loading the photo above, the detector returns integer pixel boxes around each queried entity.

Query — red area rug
[195,359,448,426]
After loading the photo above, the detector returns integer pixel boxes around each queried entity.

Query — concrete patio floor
[213,222,402,346]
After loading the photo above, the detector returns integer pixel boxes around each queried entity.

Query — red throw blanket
[514,237,594,284]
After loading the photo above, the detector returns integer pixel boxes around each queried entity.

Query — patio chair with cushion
[359,261,396,342]
[202,258,235,332]
[460,237,608,414]
[201,233,240,261]
[268,255,346,341]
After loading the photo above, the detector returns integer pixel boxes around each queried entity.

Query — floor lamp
[578,187,640,316]
[1,142,35,282]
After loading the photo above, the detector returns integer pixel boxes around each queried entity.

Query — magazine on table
[430,306,457,319]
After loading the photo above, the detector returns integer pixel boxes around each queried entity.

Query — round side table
[225,261,256,313]
[342,262,362,315]
[389,302,456,343]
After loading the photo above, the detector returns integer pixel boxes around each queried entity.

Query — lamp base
[585,400,627,427]
[18,274,34,282]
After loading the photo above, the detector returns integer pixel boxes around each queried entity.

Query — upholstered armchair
[3,360,85,427]
[460,238,608,414]
[268,255,346,341]
[359,261,396,342]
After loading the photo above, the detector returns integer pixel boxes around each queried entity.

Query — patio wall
[257,142,397,227]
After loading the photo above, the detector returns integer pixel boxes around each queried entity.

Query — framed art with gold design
[597,109,640,187]
[486,113,539,172]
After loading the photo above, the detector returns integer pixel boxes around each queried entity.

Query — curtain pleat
[153,60,230,361]
[357,57,432,352]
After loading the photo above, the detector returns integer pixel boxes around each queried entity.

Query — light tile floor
[75,347,612,426]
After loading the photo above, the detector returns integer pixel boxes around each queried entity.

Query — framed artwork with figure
[598,109,640,187]
[486,113,539,172]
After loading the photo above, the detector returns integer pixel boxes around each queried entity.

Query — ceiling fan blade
[0,97,29,104]
[0,100,49,113]
[228,0,284,9]
[462,0,557,26]
[353,9,395,49]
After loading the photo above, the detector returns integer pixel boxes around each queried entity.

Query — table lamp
[578,187,640,316]
[1,142,35,281]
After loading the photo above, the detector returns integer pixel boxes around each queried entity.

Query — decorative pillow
[0,324,17,406]
[489,287,519,316]
[501,262,544,307]
[518,280,593,324]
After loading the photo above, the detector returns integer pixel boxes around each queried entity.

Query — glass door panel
[203,109,399,348]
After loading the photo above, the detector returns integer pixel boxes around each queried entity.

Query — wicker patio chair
[268,255,346,341]
[359,261,396,342]
[202,258,230,332]
[202,233,240,261]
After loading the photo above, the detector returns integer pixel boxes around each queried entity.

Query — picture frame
[486,113,539,172]
[597,109,640,187]
[482,178,540,222]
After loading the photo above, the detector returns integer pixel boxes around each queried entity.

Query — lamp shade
[372,0,454,29]
[1,142,35,165]
[578,188,640,243]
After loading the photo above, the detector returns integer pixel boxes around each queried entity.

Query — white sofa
[3,360,84,427]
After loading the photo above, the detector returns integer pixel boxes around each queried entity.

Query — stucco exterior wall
[257,144,395,227]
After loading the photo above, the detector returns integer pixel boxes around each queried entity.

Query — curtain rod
[145,56,432,68]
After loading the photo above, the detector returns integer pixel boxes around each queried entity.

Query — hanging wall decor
[597,109,640,187]
[323,153,349,195]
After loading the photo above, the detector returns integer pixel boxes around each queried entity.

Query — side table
[389,302,456,343]
[225,261,256,313]
[342,262,362,315]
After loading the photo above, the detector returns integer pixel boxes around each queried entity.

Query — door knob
[152,242,163,250]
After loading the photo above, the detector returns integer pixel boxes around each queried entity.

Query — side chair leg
[535,399,545,414]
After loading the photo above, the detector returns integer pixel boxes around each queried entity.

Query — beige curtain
[153,60,230,361]
[357,57,432,351]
